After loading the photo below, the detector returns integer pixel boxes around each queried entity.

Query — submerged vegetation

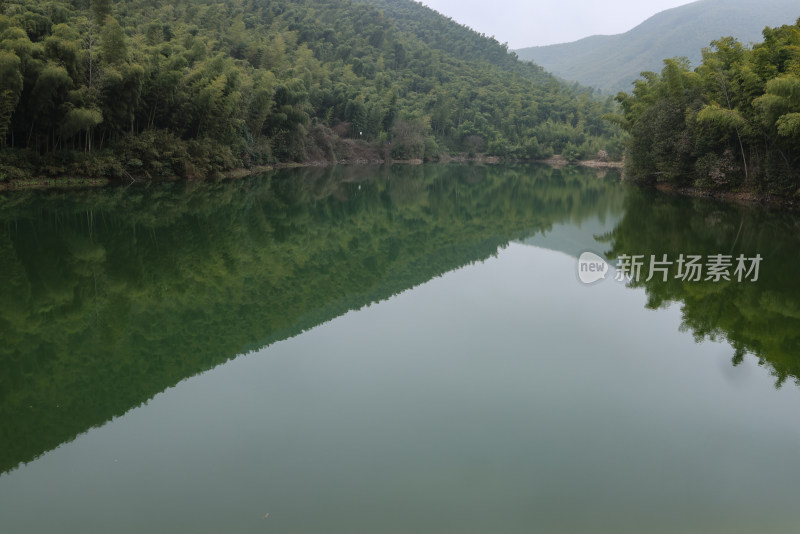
[613,18,800,196]
[0,0,623,182]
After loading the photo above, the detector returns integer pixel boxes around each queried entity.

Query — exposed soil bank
[538,154,623,169]
[578,159,624,169]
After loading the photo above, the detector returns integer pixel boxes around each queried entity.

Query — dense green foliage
[0,0,623,181]
[613,19,800,194]
[514,0,798,94]
[607,186,800,388]
[0,163,624,474]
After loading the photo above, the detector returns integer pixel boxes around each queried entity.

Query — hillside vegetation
[514,0,799,94]
[611,19,800,195]
[0,0,623,182]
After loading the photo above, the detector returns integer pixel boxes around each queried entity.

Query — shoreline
[13,158,793,214]
[649,181,799,210]
[539,154,624,169]
[0,155,587,191]
[3,157,796,211]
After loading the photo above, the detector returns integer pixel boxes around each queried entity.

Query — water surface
[1,164,799,533]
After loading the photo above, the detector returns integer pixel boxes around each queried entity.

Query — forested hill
[0,0,623,182]
[514,0,799,94]
[612,20,800,195]
[357,0,543,79]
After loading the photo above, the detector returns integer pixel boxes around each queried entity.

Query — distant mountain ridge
[514,0,800,93]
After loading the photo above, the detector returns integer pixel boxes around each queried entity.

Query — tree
[30,63,72,150]
[100,16,127,66]
[90,0,112,25]
[613,19,800,191]
[390,119,427,159]
[0,51,22,145]
[60,107,103,151]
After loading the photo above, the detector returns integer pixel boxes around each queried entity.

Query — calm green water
[1,164,799,533]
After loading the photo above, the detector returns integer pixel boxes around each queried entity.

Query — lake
[1,164,799,533]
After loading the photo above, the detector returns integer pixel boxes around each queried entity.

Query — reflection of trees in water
[0,164,624,474]
[606,188,800,388]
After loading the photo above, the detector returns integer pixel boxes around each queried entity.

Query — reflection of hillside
[0,164,624,474]
[606,188,800,387]
[518,214,621,260]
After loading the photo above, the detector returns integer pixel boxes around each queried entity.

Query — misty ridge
[514,0,800,93]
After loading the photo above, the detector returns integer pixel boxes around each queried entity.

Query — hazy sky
[419,0,698,48]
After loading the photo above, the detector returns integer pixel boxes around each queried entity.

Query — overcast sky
[418,0,698,48]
